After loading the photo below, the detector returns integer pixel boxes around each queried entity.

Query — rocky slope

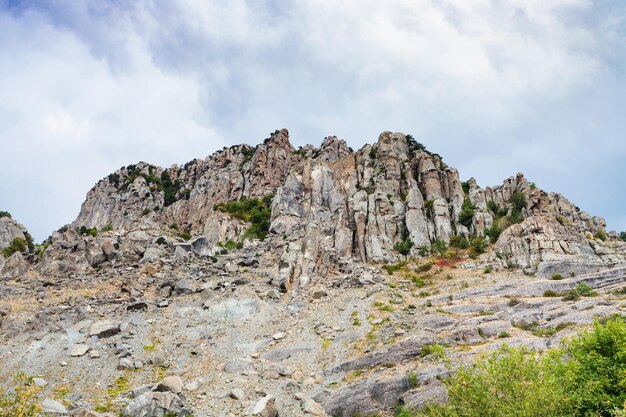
[1,129,625,417]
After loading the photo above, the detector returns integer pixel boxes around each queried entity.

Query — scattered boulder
[245,395,278,417]
[41,398,68,415]
[122,391,189,417]
[153,376,184,394]
[69,344,90,357]
[89,320,120,338]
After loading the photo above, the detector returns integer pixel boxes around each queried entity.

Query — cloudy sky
[1,0,625,241]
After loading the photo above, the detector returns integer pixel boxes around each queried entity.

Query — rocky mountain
[69,129,621,282]
[0,130,625,417]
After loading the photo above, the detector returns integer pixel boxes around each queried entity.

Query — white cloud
[1,0,625,239]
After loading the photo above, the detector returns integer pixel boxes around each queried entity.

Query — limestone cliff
[61,129,625,284]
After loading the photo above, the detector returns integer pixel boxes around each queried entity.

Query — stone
[42,398,69,415]
[302,398,327,416]
[70,343,90,357]
[89,320,120,338]
[2,251,28,279]
[89,350,101,358]
[122,391,188,417]
[245,395,278,417]
[272,332,286,340]
[118,358,135,370]
[175,279,197,294]
[33,377,48,387]
[229,388,245,400]
[154,376,184,394]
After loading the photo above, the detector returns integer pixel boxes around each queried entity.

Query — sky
[0,0,625,241]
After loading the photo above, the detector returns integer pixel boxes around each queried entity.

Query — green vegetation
[457,197,475,229]
[595,228,608,241]
[414,318,626,417]
[469,237,486,258]
[0,373,41,416]
[100,223,113,232]
[179,231,191,240]
[142,208,151,216]
[78,226,98,237]
[214,195,273,240]
[383,261,407,275]
[449,236,469,249]
[394,239,414,256]
[407,372,419,388]
[551,273,564,280]
[420,344,446,360]
[0,211,11,218]
[620,231,626,242]
[2,237,27,258]
[431,240,447,256]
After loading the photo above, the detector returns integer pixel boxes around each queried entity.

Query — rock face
[55,129,623,284]
[0,216,28,250]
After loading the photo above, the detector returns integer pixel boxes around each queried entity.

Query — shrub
[142,208,151,216]
[179,232,191,240]
[2,237,27,258]
[449,236,469,249]
[575,283,595,297]
[458,197,476,229]
[407,372,419,388]
[543,290,558,297]
[0,372,41,416]
[510,192,527,211]
[620,231,626,242]
[155,237,167,245]
[431,240,447,256]
[418,318,626,417]
[0,211,11,218]
[484,225,501,243]
[383,261,407,275]
[594,229,608,241]
[551,273,563,280]
[214,195,273,240]
[469,237,486,258]
[483,265,493,274]
[169,223,178,230]
[395,239,414,256]
[418,246,430,256]
[420,344,446,360]
[101,223,113,232]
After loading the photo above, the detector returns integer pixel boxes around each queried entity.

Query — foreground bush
[414,317,626,417]
[0,373,41,416]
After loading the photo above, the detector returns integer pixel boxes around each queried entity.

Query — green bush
[484,225,501,243]
[0,372,41,416]
[2,237,27,258]
[394,239,414,256]
[78,226,98,237]
[417,318,626,417]
[214,195,273,241]
[142,208,151,216]
[458,197,475,229]
[551,273,563,280]
[620,231,626,242]
[0,211,11,219]
[510,192,527,211]
[469,237,486,258]
[594,229,608,241]
[431,240,447,256]
[383,261,407,275]
[101,223,113,232]
[449,236,469,249]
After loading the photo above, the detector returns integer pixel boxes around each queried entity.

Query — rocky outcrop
[0,215,28,251]
[59,129,623,285]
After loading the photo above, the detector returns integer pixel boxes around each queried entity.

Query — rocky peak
[58,129,623,287]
